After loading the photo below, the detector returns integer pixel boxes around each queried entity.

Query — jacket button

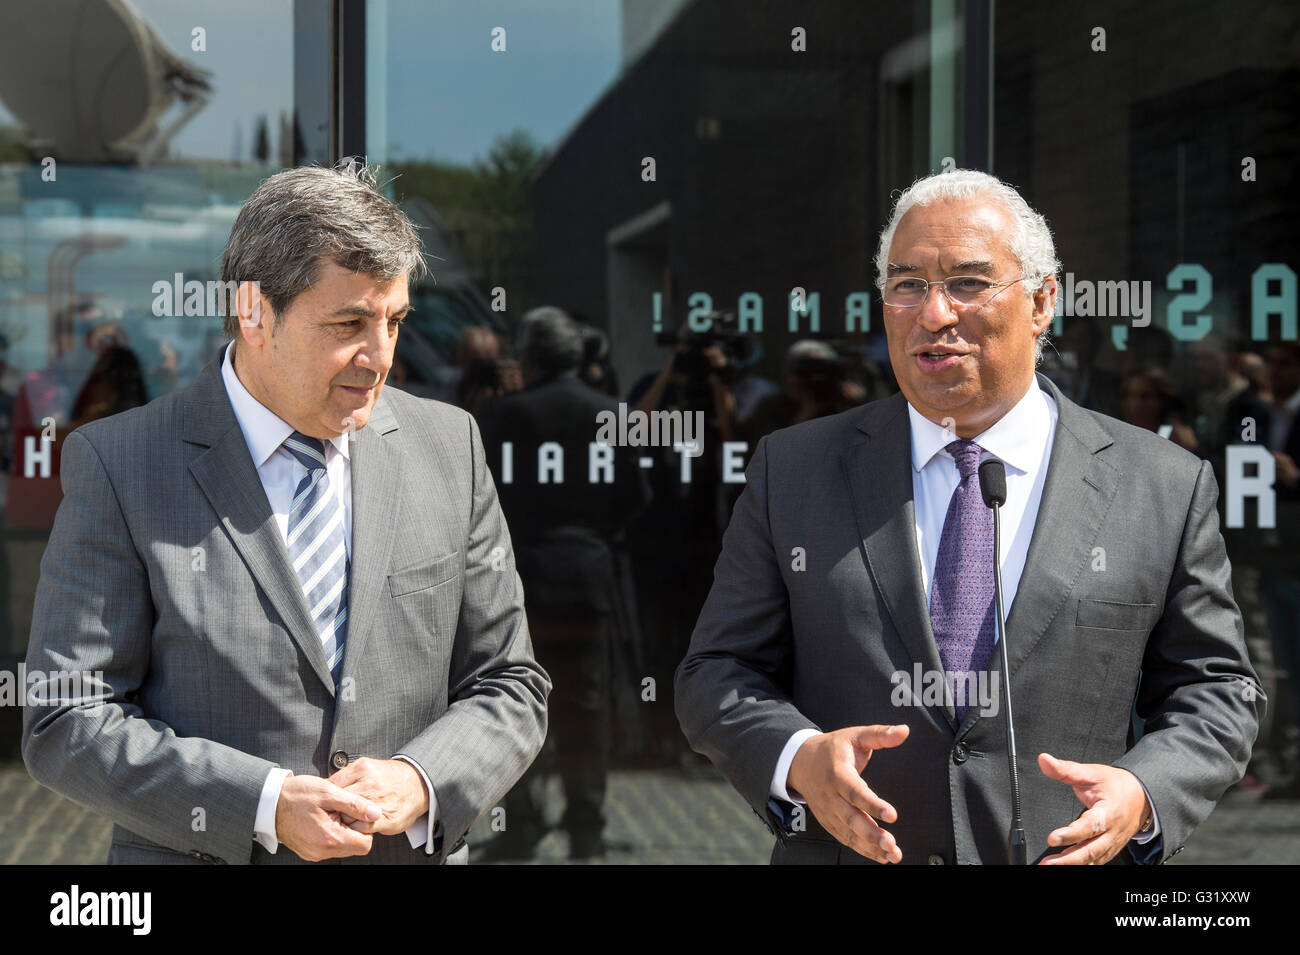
[927,854,946,865]
[952,742,969,764]
[331,750,349,769]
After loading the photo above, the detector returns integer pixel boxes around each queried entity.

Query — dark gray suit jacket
[676,372,1263,864]
[22,356,549,864]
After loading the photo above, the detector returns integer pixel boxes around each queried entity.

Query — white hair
[873,169,1061,363]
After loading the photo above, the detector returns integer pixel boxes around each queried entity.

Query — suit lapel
[958,372,1120,734]
[999,374,1119,675]
[183,358,337,694]
[338,396,405,688]
[841,393,956,730]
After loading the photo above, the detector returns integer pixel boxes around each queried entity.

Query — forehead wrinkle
[890,200,1018,273]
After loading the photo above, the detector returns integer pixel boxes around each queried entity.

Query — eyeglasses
[881,275,1030,308]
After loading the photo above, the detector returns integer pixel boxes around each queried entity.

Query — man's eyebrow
[328,303,413,319]
[886,262,920,275]
[949,260,996,275]
[886,260,996,277]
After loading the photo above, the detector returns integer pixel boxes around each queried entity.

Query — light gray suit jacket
[22,355,549,864]
[676,372,1263,864]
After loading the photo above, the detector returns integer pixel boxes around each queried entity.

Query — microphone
[978,459,1006,508]
[978,458,1026,865]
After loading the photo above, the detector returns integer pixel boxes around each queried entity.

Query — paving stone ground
[2,760,1296,864]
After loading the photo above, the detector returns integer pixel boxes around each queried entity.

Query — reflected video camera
[658,310,754,383]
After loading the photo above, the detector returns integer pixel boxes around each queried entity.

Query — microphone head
[979,458,1007,508]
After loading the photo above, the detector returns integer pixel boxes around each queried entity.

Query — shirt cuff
[1127,780,1163,864]
[254,767,293,853]
[1130,780,1161,843]
[770,729,821,804]
[394,754,440,855]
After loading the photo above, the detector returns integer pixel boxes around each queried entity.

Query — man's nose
[354,322,394,377]
[915,282,959,333]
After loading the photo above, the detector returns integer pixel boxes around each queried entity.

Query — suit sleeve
[394,412,550,860]
[1112,458,1264,862]
[674,434,820,830]
[22,429,277,865]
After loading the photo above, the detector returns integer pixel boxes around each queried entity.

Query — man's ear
[1031,275,1058,335]
[235,281,272,347]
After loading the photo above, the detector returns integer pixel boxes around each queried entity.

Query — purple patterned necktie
[929,438,996,722]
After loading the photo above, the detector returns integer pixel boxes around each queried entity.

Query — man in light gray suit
[22,159,549,864]
[676,170,1263,865]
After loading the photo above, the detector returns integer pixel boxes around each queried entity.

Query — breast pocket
[387,552,460,598]
[381,553,462,682]
[1075,597,1160,632]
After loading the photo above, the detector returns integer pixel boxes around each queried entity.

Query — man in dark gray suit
[22,159,549,864]
[676,169,1263,865]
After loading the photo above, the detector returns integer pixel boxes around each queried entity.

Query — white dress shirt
[220,341,439,856]
[768,377,1159,849]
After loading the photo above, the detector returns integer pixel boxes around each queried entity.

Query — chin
[341,408,370,433]
[910,379,971,406]
[320,403,366,434]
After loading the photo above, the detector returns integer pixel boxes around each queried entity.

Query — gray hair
[518,306,584,379]
[873,169,1060,364]
[786,339,837,364]
[220,157,427,337]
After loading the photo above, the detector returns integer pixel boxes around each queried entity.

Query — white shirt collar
[908,375,1051,476]
[220,339,349,468]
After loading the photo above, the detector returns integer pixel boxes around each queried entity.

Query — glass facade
[0,0,328,752]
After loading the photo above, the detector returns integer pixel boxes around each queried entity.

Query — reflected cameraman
[631,312,747,443]
[624,312,756,765]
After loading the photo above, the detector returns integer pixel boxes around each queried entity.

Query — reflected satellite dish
[0,0,211,163]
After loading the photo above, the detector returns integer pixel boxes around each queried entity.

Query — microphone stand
[982,461,1027,865]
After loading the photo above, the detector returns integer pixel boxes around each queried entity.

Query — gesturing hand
[275,774,382,862]
[331,756,430,836]
[1036,753,1152,865]
[786,724,910,863]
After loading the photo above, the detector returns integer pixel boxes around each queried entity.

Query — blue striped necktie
[282,431,349,685]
